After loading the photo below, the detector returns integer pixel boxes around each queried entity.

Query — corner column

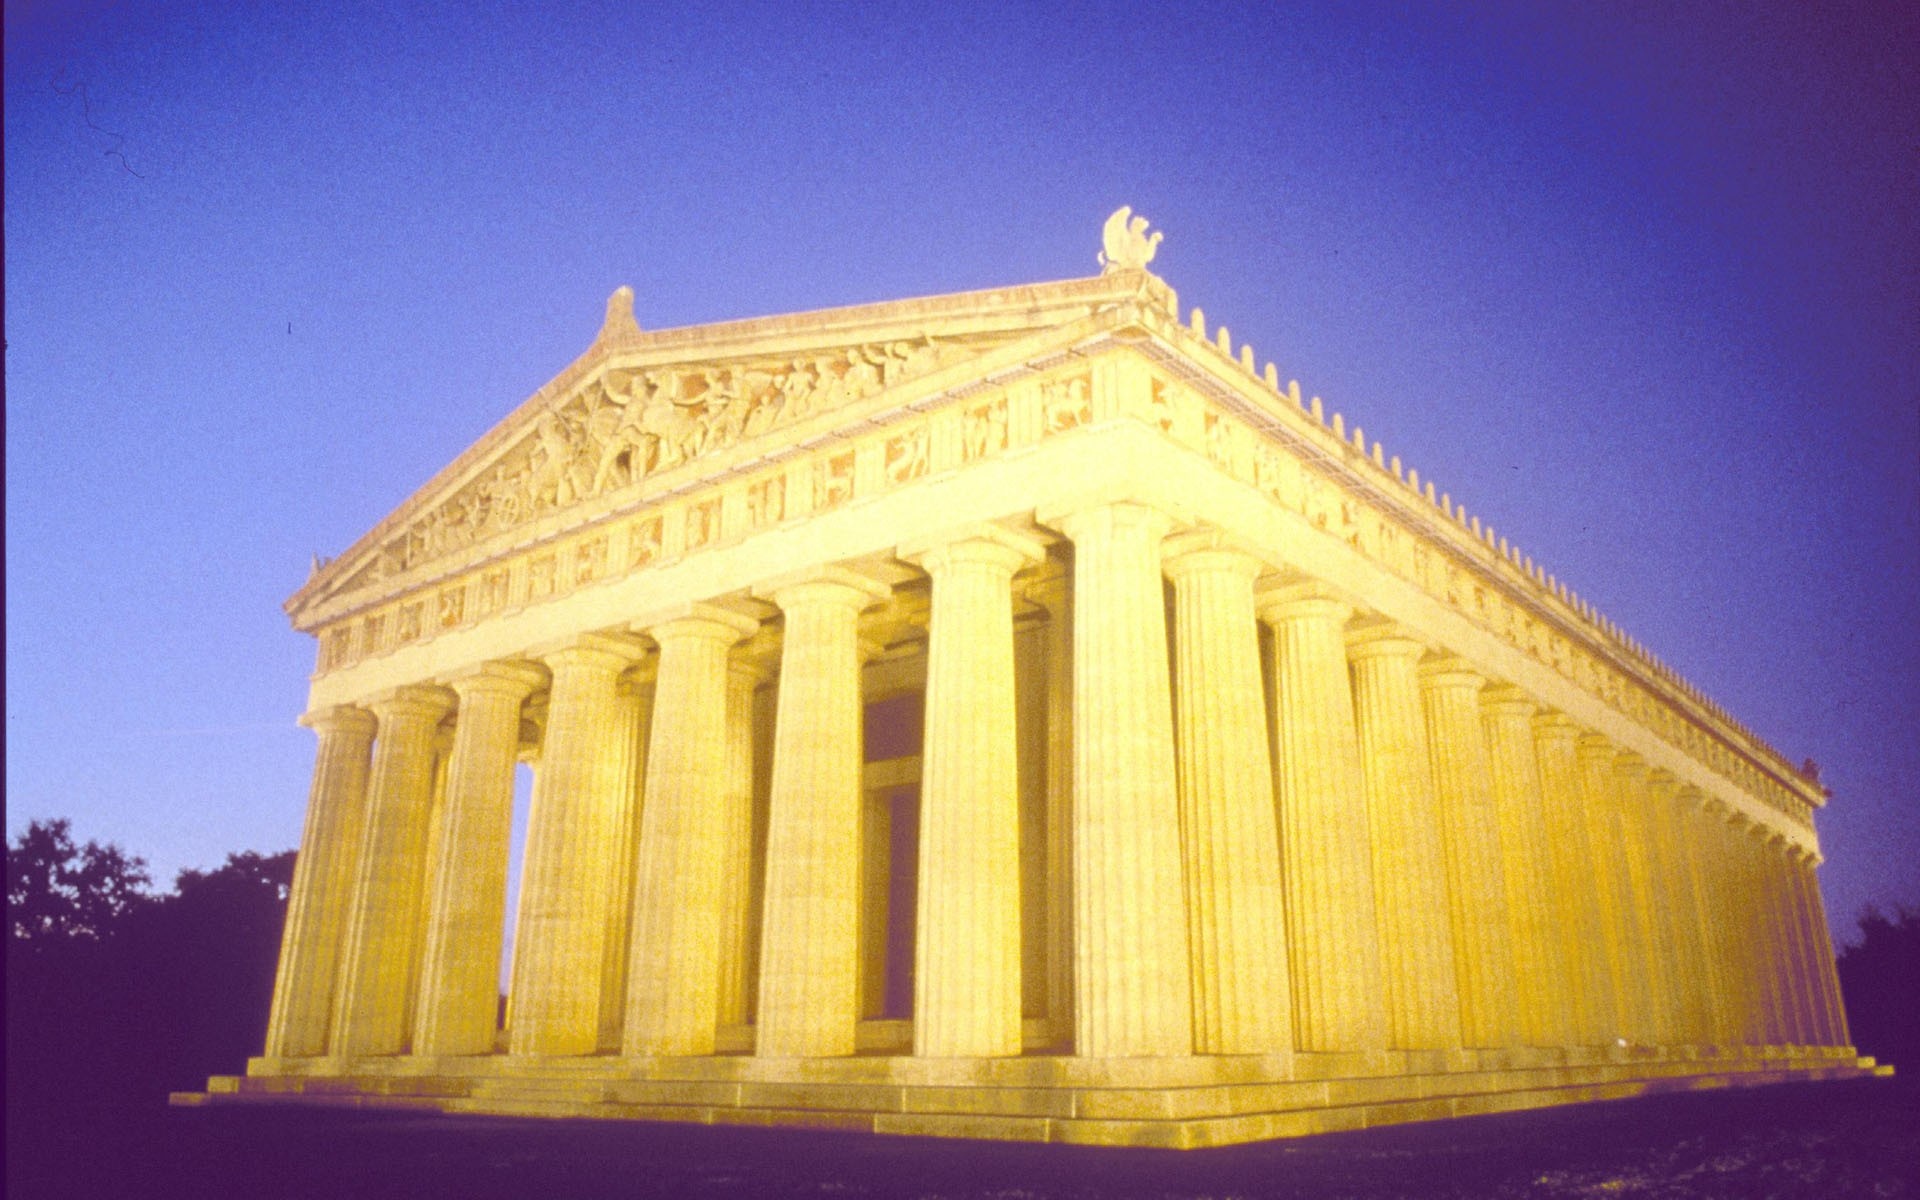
[1346,624,1460,1051]
[755,568,889,1057]
[906,526,1044,1057]
[264,705,377,1058]
[509,636,644,1056]
[1259,582,1386,1053]
[1165,532,1293,1055]
[330,684,455,1056]
[412,663,545,1056]
[1044,500,1192,1057]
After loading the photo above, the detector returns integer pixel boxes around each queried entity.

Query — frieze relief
[334,333,983,596]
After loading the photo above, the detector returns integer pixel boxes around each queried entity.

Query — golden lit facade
[180,217,1882,1146]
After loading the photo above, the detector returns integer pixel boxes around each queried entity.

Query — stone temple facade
[178,214,1886,1146]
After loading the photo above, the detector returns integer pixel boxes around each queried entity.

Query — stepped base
[170,1045,1888,1149]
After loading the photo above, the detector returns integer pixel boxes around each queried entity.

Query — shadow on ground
[8,1077,1916,1199]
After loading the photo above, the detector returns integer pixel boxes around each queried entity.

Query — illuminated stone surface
[190,210,1885,1146]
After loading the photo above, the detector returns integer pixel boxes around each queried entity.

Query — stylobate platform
[176,1048,1888,1150]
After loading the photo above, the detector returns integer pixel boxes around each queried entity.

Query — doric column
[1481,686,1565,1049]
[1031,577,1075,1037]
[598,671,651,1052]
[1677,788,1736,1047]
[1644,770,1708,1046]
[264,705,377,1058]
[1612,753,1678,1047]
[623,608,759,1056]
[1346,624,1459,1051]
[754,567,889,1057]
[1705,801,1761,1045]
[330,684,455,1056]
[1165,532,1293,1055]
[1532,714,1615,1045]
[1575,735,1646,1043]
[1259,582,1386,1053]
[1044,501,1192,1057]
[412,663,544,1057]
[1419,657,1518,1049]
[508,636,643,1056]
[715,654,765,1029]
[1764,834,1817,1046]
[1730,817,1785,1046]
[905,526,1044,1057]
[1793,853,1850,1046]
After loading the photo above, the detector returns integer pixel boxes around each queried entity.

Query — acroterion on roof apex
[1100,205,1163,273]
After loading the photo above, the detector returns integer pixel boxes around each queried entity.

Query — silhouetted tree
[6,817,153,945]
[1837,905,1920,1072]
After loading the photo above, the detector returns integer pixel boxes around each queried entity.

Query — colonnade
[265,501,1849,1066]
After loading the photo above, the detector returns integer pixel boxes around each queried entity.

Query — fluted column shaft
[1793,856,1850,1046]
[1642,771,1707,1045]
[1481,687,1565,1048]
[1347,629,1460,1051]
[265,706,377,1058]
[331,685,454,1056]
[509,639,640,1056]
[715,658,762,1028]
[1420,659,1517,1048]
[1612,754,1678,1046]
[412,665,543,1056]
[1533,715,1615,1045]
[1048,502,1192,1057]
[910,530,1041,1057]
[755,569,887,1057]
[1764,835,1817,1045]
[1166,537,1292,1055]
[1731,820,1785,1045]
[1675,787,1734,1046]
[1705,805,1760,1045]
[1575,735,1647,1043]
[1261,584,1386,1052]
[598,676,650,1051]
[624,611,758,1055]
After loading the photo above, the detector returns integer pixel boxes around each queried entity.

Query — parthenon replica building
[183,212,1883,1147]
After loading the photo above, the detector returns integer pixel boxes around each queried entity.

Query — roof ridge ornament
[597,285,643,344]
[1099,206,1163,274]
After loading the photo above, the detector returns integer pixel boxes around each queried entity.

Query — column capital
[1254,579,1351,625]
[1160,528,1268,582]
[1645,766,1680,794]
[363,683,456,723]
[1416,654,1486,691]
[900,523,1047,577]
[1480,683,1537,718]
[753,563,891,611]
[298,704,377,737]
[645,603,761,647]
[538,632,649,674]
[1575,731,1618,764]
[1037,496,1179,545]
[1613,750,1650,782]
[1343,618,1427,661]
[443,660,548,701]
[1532,710,1585,741]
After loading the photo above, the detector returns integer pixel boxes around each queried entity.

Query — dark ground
[7,1076,1914,1200]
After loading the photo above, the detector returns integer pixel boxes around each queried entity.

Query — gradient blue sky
[8,2,1916,941]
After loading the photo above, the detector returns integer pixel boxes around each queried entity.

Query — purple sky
[7,2,1916,943]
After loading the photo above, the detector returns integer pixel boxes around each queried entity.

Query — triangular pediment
[288,271,1173,625]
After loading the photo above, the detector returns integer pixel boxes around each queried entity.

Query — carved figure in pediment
[530,411,591,510]
[781,358,822,419]
[843,346,884,400]
[637,372,705,471]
